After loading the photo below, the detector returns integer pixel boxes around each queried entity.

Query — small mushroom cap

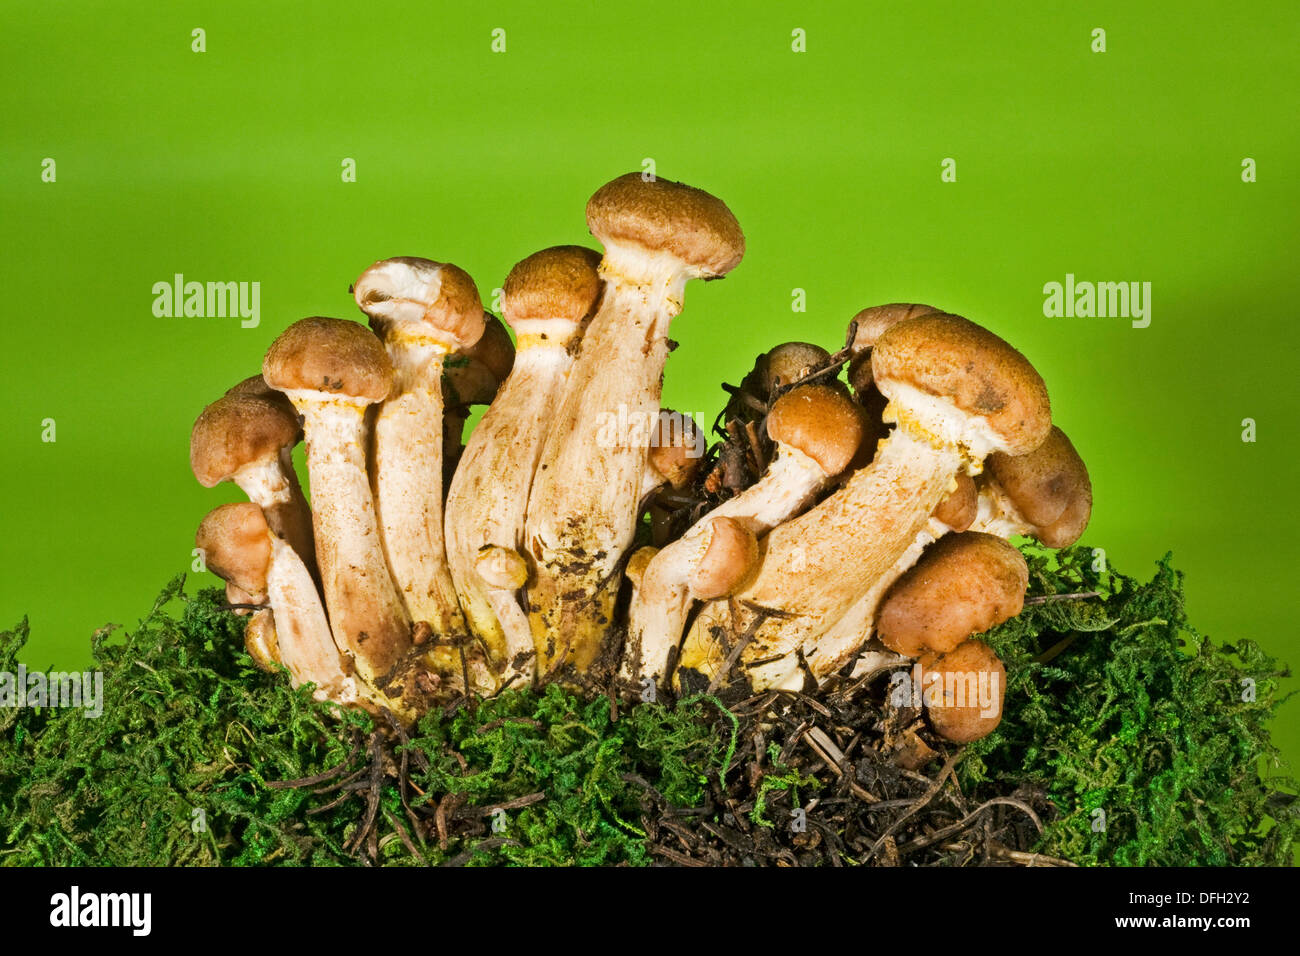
[766,384,865,477]
[922,639,1006,743]
[263,317,393,402]
[933,472,978,532]
[872,313,1052,457]
[689,517,760,600]
[225,374,280,400]
[876,532,1028,657]
[648,412,704,490]
[1035,478,1093,548]
[987,426,1091,532]
[758,342,831,394]
[503,246,603,327]
[190,392,302,488]
[587,173,745,277]
[354,257,485,352]
[195,503,272,596]
[475,545,529,590]
[445,314,516,407]
[849,303,942,355]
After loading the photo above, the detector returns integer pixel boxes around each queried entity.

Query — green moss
[1,544,1294,866]
[963,544,1298,866]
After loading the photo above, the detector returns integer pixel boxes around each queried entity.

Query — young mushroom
[196,502,359,705]
[972,425,1093,547]
[919,639,1007,743]
[724,341,831,425]
[874,532,1028,658]
[679,312,1050,692]
[352,257,485,669]
[847,303,943,364]
[444,246,604,690]
[524,174,745,677]
[627,384,864,686]
[262,317,413,688]
[190,389,317,577]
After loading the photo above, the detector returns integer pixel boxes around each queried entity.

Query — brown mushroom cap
[759,342,830,393]
[503,246,603,326]
[1036,479,1093,548]
[445,313,516,407]
[225,374,282,400]
[876,532,1028,657]
[688,517,760,600]
[847,304,942,394]
[353,257,485,351]
[933,472,978,532]
[587,173,745,277]
[195,503,272,596]
[871,313,1052,457]
[766,384,865,476]
[922,639,1006,743]
[263,317,393,401]
[647,412,704,490]
[987,425,1090,531]
[849,303,942,355]
[190,393,302,488]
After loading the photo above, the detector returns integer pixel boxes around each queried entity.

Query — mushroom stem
[264,534,361,705]
[798,521,945,686]
[445,246,603,691]
[371,358,465,641]
[623,514,760,687]
[523,175,744,679]
[447,346,570,685]
[289,392,412,684]
[525,254,687,676]
[680,427,962,689]
[235,452,317,575]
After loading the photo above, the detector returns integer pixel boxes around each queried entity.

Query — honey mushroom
[444,246,603,691]
[262,317,413,692]
[678,313,1051,692]
[190,383,317,579]
[524,174,744,678]
[626,384,864,687]
[351,259,485,675]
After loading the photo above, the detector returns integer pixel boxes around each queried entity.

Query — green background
[3,2,1297,788]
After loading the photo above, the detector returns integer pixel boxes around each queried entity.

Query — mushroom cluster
[189,172,1091,744]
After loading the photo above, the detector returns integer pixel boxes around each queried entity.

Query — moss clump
[0,581,731,866]
[0,545,1295,866]
[963,545,1298,866]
